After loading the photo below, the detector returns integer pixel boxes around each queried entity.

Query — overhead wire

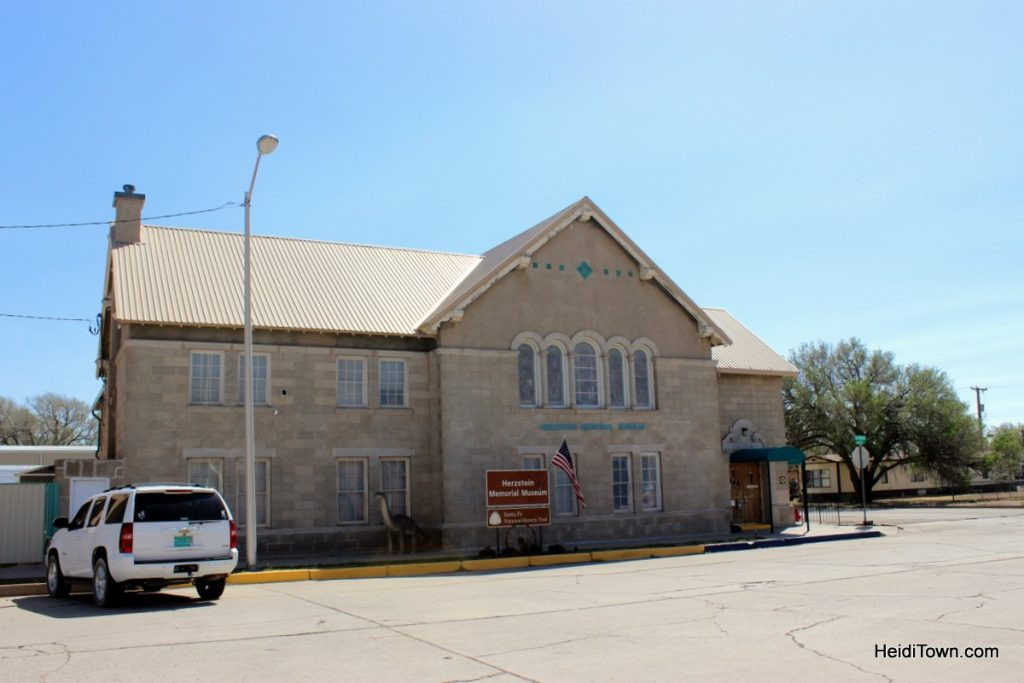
[0,201,241,230]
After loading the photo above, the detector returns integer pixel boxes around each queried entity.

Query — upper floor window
[573,342,600,407]
[546,345,566,407]
[190,351,222,405]
[337,357,366,407]
[518,344,537,407]
[633,350,652,409]
[608,348,627,409]
[238,353,269,405]
[379,359,407,408]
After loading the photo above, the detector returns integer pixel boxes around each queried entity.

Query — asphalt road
[3,508,1023,682]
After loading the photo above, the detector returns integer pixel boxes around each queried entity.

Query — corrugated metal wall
[0,483,47,563]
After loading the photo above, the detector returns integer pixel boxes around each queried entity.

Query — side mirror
[52,517,69,529]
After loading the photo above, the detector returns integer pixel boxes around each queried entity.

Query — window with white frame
[379,359,407,407]
[546,345,566,407]
[190,351,222,405]
[639,453,662,511]
[608,348,628,409]
[238,353,269,405]
[518,344,538,407]
[911,471,927,483]
[380,458,409,516]
[633,350,653,409]
[552,466,578,516]
[611,454,632,512]
[807,469,831,488]
[235,458,270,526]
[337,459,368,524]
[187,458,223,492]
[337,358,366,407]
[573,342,600,407]
[522,454,545,470]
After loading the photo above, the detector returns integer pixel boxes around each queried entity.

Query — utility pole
[970,386,987,431]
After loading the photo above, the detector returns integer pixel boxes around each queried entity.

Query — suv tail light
[119,523,134,553]
[229,520,237,550]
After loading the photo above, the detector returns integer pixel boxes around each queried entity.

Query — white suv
[46,483,238,607]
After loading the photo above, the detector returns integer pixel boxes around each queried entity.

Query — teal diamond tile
[577,261,593,279]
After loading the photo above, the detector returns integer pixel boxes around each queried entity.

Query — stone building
[93,187,799,558]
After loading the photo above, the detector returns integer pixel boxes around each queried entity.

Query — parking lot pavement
[3,508,1023,682]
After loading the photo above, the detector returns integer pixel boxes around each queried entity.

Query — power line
[0,201,241,230]
[1,313,92,323]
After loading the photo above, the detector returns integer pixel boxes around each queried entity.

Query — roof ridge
[139,224,482,259]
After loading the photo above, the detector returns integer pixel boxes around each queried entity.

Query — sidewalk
[0,521,885,597]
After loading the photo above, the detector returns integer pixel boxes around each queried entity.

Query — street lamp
[243,134,278,567]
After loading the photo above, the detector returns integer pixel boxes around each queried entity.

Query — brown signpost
[485,469,550,528]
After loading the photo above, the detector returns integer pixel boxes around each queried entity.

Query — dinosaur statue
[374,492,427,554]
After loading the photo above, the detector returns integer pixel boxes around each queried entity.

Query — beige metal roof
[111,226,481,336]
[704,308,798,377]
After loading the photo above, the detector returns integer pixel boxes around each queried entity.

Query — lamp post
[243,134,278,567]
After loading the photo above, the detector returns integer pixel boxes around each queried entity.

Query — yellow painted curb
[228,569,310,585]
[650,545,705,558]
[591,548,653,562]
[529,552,592,567]
[461,556,531,572]
[735,523,772,532]
[386,561,462,577]
[309,566,388,580]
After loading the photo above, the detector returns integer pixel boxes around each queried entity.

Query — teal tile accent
[603,268,609,275]
[617,423,647,431]
[616,269,621,277]
[546,263,552,270]
[559,264,565,271]
[582,423,613,431]
[628,271,634,277]
[532,262,538,269]
[577,261,594,279]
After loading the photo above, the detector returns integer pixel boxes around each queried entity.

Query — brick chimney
[111,184,146,243]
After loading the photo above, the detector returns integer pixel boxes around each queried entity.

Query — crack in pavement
[786,616,893,683]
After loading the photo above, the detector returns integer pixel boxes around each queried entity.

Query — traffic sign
[851,446,870,469]
[854,435,867,446]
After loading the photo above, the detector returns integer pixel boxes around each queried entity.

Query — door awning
[729,446,806,465]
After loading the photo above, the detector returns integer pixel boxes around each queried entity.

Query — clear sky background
[1,2,1021,429]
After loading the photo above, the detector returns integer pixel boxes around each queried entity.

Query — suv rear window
[133,492,228,522]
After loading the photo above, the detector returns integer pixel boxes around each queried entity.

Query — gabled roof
[110,226,480,336]
[705,308,798,377]
[417,197,730,345]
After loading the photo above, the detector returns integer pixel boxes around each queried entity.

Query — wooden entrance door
[730,462,764,523]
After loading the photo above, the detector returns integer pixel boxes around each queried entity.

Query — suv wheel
[46,554,70,598]
[92,557,122,608]
[195,577,226,601]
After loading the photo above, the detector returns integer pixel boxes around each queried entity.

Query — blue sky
[2,2,1021,428]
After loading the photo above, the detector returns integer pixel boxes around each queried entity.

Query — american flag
[552,439,586,508]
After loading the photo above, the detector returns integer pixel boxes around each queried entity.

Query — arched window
[573,342,600,407]
[608,348,627,409]
[633,349,652,409]
[518,344,537,407]
[546,345,566,407]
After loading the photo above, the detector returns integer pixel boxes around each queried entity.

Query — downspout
[766,461,774,534]
[801,461,809,533]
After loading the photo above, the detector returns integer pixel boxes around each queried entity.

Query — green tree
[982,424,1024,491]
[783,338,982,502]
[0,394,97,445]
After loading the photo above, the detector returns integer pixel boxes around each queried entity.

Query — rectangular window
[879,470,889,484]
[807,469,831,488]
[235,459,270,527]
[612,454,632,512]
[105,494,129,524]
[379,359,407,407]
[337,357,366,407]
[911,471,927,483]
[546,347,565,407]
[190,351,222,405]
[238,354,269,405]
[552,467,577,516]
[640,453,662,512]
[88,497,107,527]
[522,455,545,470]
[380,458,409,516]
[187,458,223,492]
[337,459,368,524]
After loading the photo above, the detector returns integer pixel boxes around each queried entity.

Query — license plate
[174,535,193,547]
